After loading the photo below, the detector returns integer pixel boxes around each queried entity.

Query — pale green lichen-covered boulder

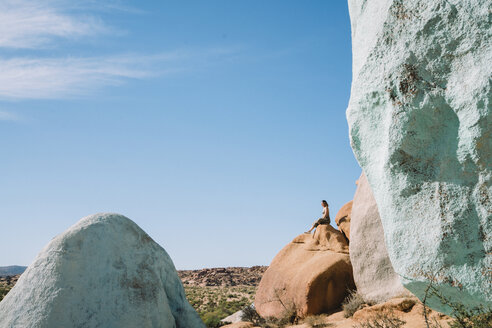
[346,0,491,314]
[0,213,204,328]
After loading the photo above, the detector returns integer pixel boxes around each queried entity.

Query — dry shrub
[241,305,266,326]
[241,305,296,328]
[343,290,366,318]
[302,314,333,327]
[353,310,406,328]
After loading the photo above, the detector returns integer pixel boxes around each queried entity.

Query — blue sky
[0,0,360,269]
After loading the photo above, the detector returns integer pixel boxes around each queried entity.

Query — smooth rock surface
[350,173,410,302]
[0,213,204,328]
[221,309,245,324]
[335,200,353,241]
[346,0,491,312]
[255,225,354,319]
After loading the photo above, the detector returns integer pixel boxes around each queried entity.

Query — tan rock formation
[334,201,353,241]
[350,173,410,302]
[255,225,354,319]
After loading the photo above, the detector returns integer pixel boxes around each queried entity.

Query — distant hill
[178,266,267,287]
[0,266,27,276]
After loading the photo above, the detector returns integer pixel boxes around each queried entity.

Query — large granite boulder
[346,0,491,313]
[0,213,204,328]
[255,225,354,319]
[350,173,410,302]
[335,200,353,241]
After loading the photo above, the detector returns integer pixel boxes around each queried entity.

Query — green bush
[183,285,257,327]
[0,287,11,302]
[201,311,223,328]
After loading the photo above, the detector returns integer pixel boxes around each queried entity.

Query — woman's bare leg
[305,224,316,234]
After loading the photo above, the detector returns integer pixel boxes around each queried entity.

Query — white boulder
[0,213,204,328]
[347,0,491,313]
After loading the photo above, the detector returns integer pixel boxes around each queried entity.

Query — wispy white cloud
[0,0,108,49]
[0,53,187,99]
[0,48,241,100]
[0,1,241,100]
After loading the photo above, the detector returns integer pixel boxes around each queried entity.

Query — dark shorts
[313,217,330,227]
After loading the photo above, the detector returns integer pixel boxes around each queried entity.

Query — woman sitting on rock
[305,200,330,235]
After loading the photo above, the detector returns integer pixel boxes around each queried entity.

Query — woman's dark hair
[322,200,328,206]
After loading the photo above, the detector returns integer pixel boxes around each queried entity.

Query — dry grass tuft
[302,314,333,327]
[353,310,406,328]
[343,290,367,318]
